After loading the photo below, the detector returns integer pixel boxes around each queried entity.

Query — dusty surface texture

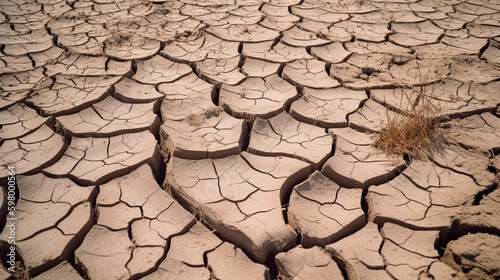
[0,0,499,279]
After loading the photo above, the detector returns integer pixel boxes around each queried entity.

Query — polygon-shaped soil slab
[382,223,440,258]
[248,112,333,169]
[377,79,499,118]
[0,173,95,241]
[132,55,192,84]
[432,12,474,31]
[56,95,160,138]
[0,53,36,74]
[467,22,500,38]
[160,107,246,159]
[143,259,210,280]
[390,20,444,46]
[420,262,468,280]
[30,47,64,69]
[162,222,223,265]
[367,160,486,230]
[206,24,280,42]
[241,57,281,78]
[318,1,377,14]
[0,29,53,55]
[319,24,353,42]
[414,42,482,58]
[28,75,121,116]
[75,225,134,280]
[54,34,101,56]
[310,42,352,64]
[0,174,95,275]
[381,223,440,279]
[442,233,500,280]
[103,34,160,60]
[296,18,330,32]
[275,246,343,280]
[403,160,487,207]
[113,77,164,103]
[207,242,271,280]
[195,56,246,85]
[158,73,215,121]
[0,90,28,110]
[0,67,47,92]
[260,3,292,17]
[482,39,500,65]
[290,87,367,128]
[291,6,349,23]
[328,53,396,90]
[44,131,161,185]
[441,30,488,53]
[0,103,50,139]
[97,202,142,231]
[165,152,311,263]
[282,59,340,89]
[455,2,498,16]
[431,144,495,187]
[45,53,131,76]
[388,58,450,86]
[449,56,500,83]
[345,40,412,56]
[370,87,417,114]
[322,128,405,188]
[14,202,93,275]
[281,26,330,47]
[89,164,196,278]
[260,13,299,31]
[144,221,267,280]
[326,222,392,280]
[332,20,393,43]
[350,10,426,24]
[0,124,66,177]
[288,171,365,247]
[447,113,500,152]
[162,33,240,62]
[242,41,312,63]
[220,74,298,119]
[349,99,397,132]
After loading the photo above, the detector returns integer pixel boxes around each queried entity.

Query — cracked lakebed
[0,0,499,279]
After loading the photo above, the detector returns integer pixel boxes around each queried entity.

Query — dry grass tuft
[373,72,447,161]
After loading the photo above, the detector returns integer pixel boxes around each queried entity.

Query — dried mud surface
[0,0,499,279]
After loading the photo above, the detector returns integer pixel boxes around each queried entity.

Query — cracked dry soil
[0,0,499,279]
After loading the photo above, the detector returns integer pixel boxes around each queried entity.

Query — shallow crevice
[68,254,90,280]
[324,62,331,76]
[436,227,450,257]
[276,62,286,77]
[282,205,289,225]
[477,38,490,60]
[472,183,498,206]
[446,215,500,248]
[329,254,350,280]
[265,256,279,280]
[211,85,220,106]
[128,242,169,280]
[361,187,369,222]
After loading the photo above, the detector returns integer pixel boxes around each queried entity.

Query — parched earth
[0,0,499,279]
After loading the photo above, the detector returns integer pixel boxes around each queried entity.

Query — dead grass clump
[373,83,446,161]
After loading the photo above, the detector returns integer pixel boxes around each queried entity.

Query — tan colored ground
[0,0,499,279]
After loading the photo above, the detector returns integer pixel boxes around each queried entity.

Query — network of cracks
[0,0,499,279]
